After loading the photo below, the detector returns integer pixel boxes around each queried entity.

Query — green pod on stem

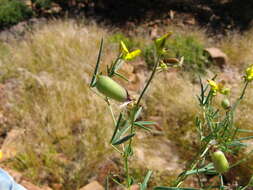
[221,98,230,110]
[95,75,129,102]
[211,150,229,173]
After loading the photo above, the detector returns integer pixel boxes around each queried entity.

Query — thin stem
[219,174,224,190]
[136,55,160,106]
[106,98,117,126]
[239,81,249,100]
[124,154,130,189]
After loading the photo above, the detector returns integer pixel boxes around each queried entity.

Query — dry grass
[218,29,253,70]
[144,72,200,159]
[0,20,118,189]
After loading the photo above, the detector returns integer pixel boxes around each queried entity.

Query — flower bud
[211,150,229,173]
[95,75,129,102]
[221,98,230,110]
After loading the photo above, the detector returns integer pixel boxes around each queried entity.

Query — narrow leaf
[140,170,153,190]
[184,163,216,176]
[110,113,123,143]
[113,121,131,142]
[115,72,129,81]
[236,136,253,141]
[238,129,253,133]
[227,141,248,147]
[112,133,135,145]
[90,38,103,87]
[135,121,156,125]
[134,122,151,131]
[134,106,143,121]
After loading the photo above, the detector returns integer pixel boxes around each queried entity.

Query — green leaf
[135,121,156,125]
[110,113,123,143]
[114,72,129,81]
[238,129,253,133]
[134,122,151,131]
[134,106,143,121]
[154,187,201,190]
[227,141,248,147]
[184,163,216,176]
[236,136,253,141]
[124,144,133,156]
[112,133,135,145]
[140,170,153,190]
[90,38,103,87]
[113,121,131,142]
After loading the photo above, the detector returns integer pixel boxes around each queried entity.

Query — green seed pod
[95,75,129,102]
[221,98,230,110]
[211,150,229,173]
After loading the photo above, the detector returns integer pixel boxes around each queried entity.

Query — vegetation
[0,0,32,29]
[0,20,253,189]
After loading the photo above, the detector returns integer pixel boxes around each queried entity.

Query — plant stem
[124,154,130,189]
[219,174,224,190]
[239,81,249,100]
[136,55,160,106]
[122,54,161,189]
[106,98,117,126]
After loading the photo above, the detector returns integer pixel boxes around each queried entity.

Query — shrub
[0,0,32,29]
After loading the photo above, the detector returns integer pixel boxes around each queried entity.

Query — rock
[204,48,228,68]
[79,181,104,190]
[134,137,181,173]
[1,129,24,161]
[130,184,139,190]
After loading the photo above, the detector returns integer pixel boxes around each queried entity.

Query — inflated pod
[221,98,230,110]
[95,75,129,102]
[211,150,229,173]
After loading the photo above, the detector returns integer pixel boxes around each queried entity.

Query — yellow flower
[207,80,230,95]
[207,80,219,92]
[120,41,141,61]
[245,65,253,82]
[0,150,2,160]
[155,32,172,54]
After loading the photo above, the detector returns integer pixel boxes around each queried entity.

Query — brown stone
[79,181,104,190]
[204,47,228,68]
[130,184,139,190]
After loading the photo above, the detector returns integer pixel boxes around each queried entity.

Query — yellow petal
[155,32,172,51]
[120,41,129,54]
[123,49,141,61]
[246,65,253,81]
[207,80,219,91]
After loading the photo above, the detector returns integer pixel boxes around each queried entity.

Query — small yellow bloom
[123,49,141,61]
[245,65,253,82]
[155,32,172,54]
[207,79,230,95]
[120,41,141,61]
[207,80,219,92]
[0,150,2,160]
